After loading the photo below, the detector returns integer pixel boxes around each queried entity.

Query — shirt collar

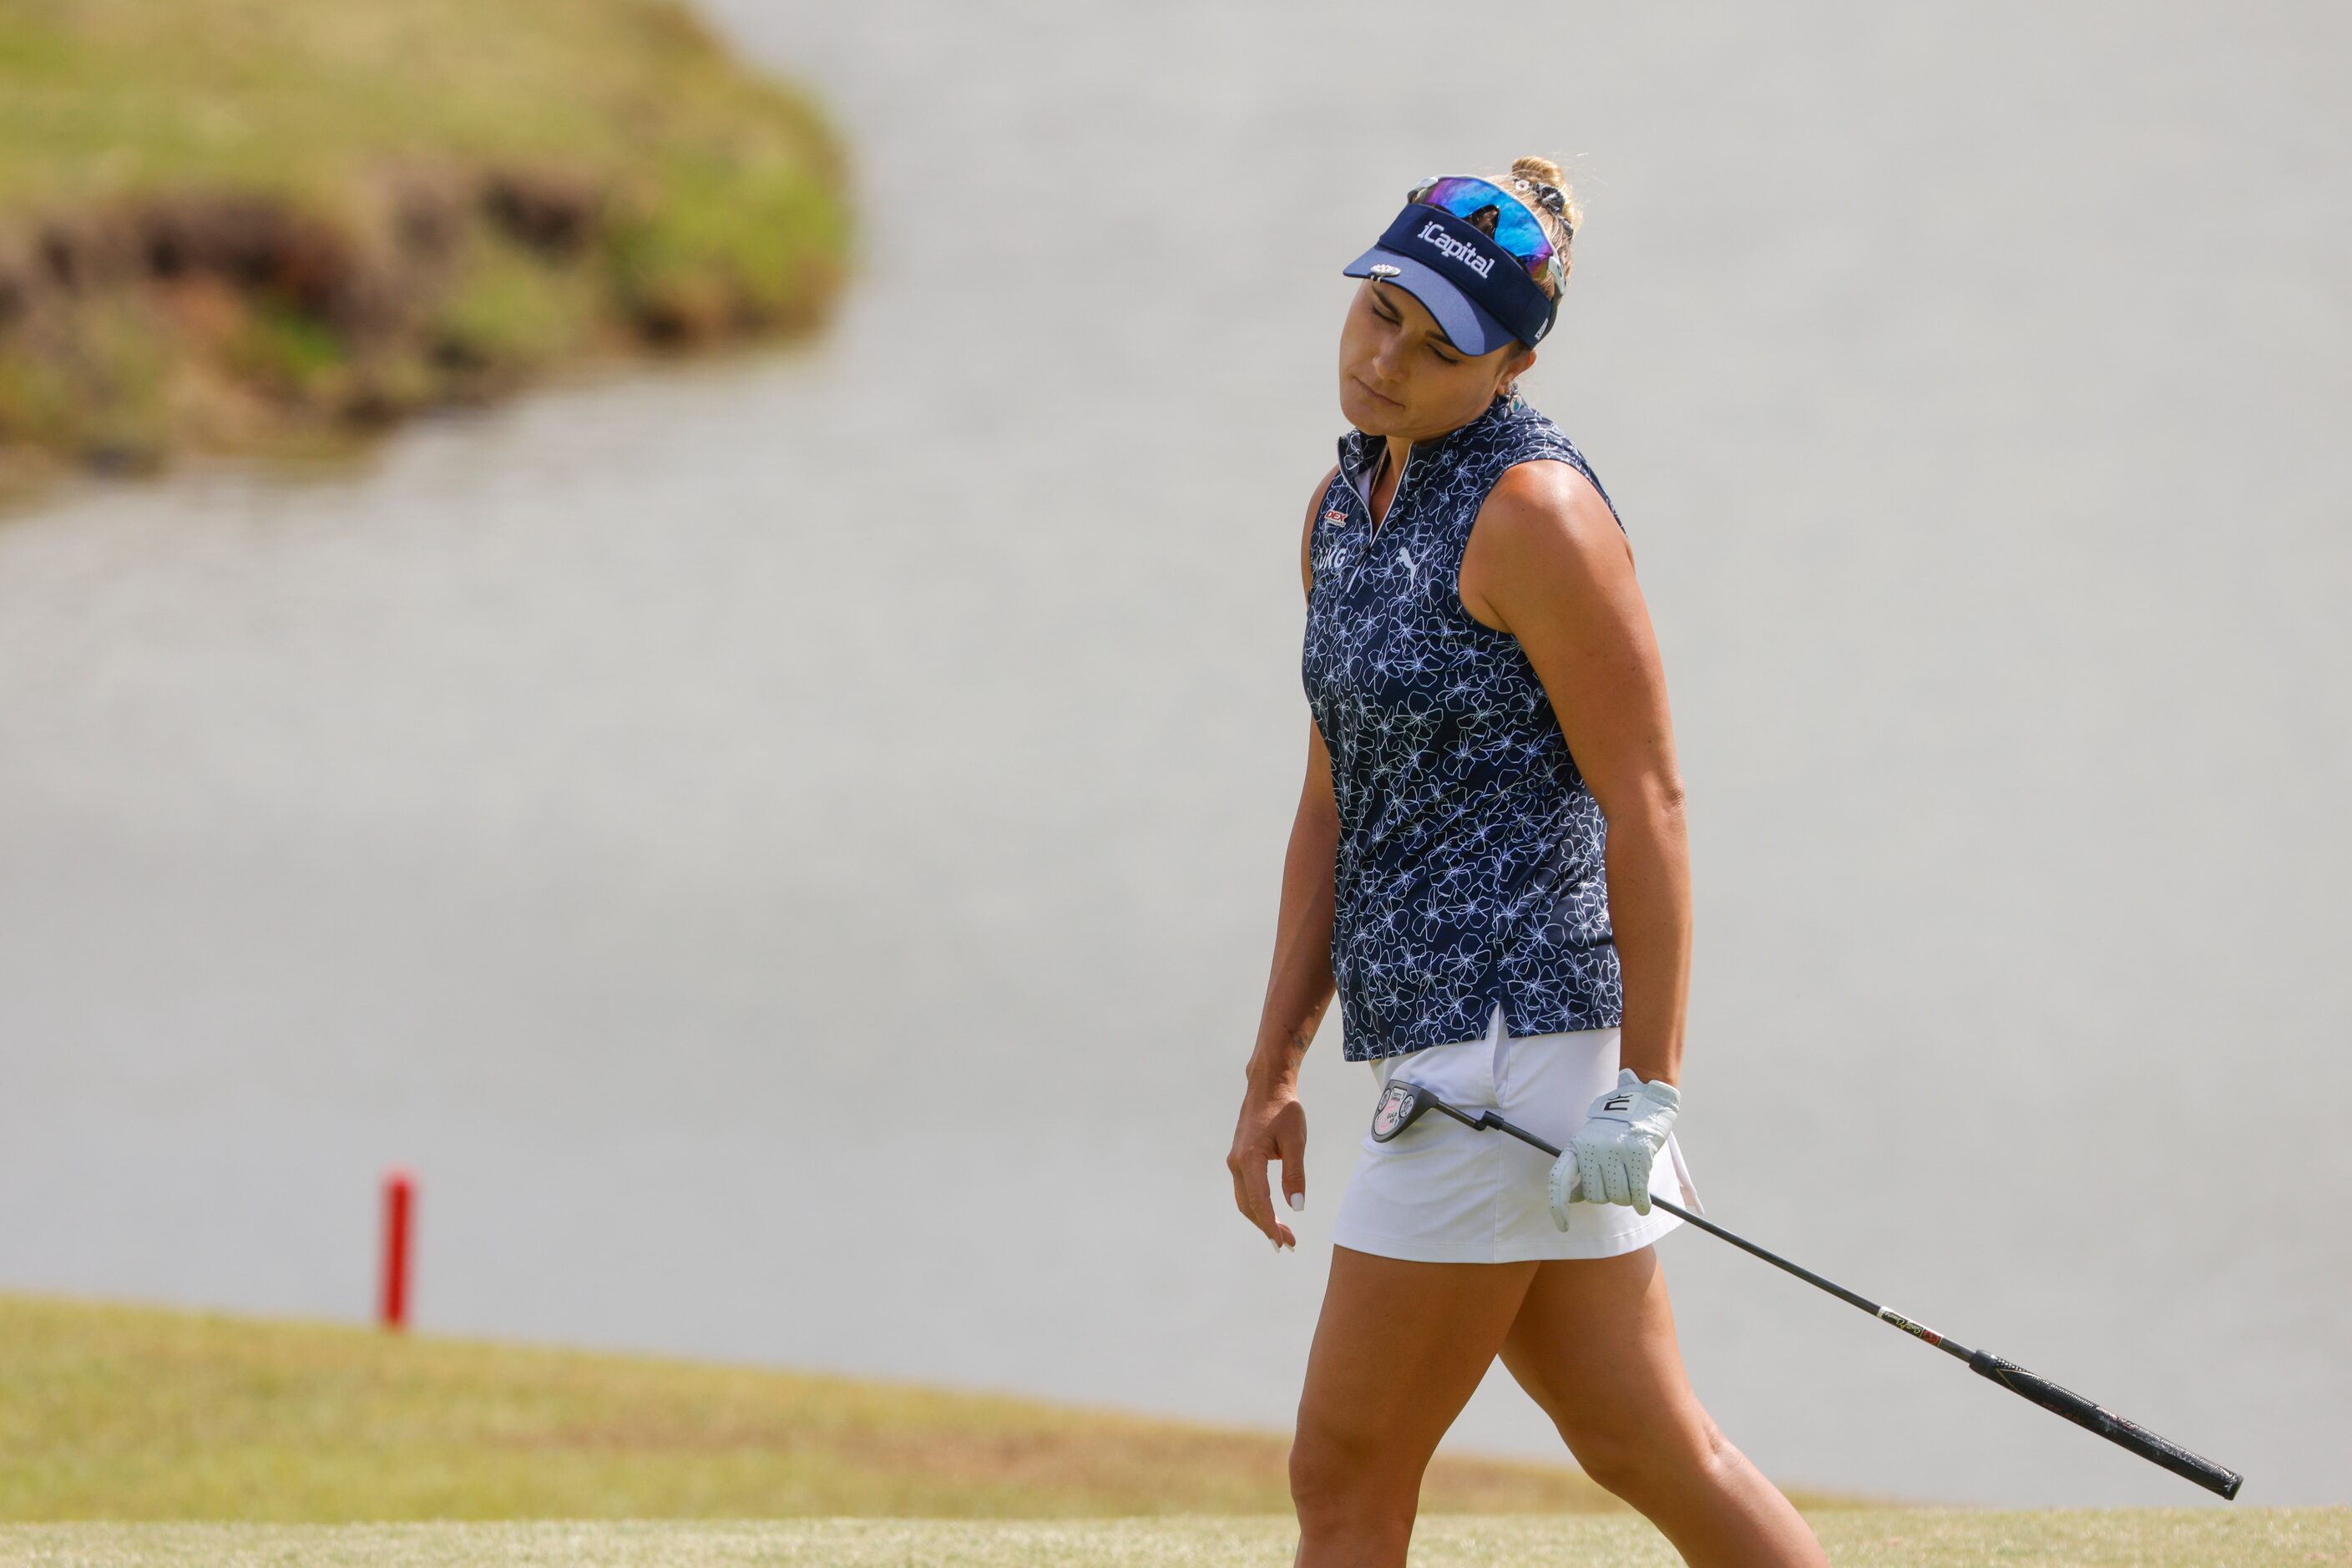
[1334,390,1520,482]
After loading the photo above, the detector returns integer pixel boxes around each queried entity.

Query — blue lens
[1409,176,1557,284]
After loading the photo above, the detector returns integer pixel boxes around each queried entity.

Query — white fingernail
[1287,1192,1304,1211]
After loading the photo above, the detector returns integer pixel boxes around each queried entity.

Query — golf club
[1367,1077,2244,1500]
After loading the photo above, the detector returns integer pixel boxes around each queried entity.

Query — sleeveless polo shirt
[1302,391,1626,1061]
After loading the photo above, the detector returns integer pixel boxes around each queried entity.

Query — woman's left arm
[1459,461,1691,1087]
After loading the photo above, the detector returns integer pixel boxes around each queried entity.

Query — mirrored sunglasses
[1406,175,1570,291]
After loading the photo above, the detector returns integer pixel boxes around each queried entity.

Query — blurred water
[2,0,2346,1508]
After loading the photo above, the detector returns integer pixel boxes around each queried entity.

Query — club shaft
[1473,1111,2243,1499]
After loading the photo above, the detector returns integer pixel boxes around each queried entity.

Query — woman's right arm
[1227,471,1344,1250]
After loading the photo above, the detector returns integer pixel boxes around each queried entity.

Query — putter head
[1370,1079,1441,1142]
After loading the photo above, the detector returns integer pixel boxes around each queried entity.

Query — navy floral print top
[1303,391,1626,1060]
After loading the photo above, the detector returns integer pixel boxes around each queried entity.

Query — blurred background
[1,0,2345,1510]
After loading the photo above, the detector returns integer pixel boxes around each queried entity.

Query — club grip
[1967,1350,2241,1500]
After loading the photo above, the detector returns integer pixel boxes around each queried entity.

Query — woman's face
[1337,279,1535,441]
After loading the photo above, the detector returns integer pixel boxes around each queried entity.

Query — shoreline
[0,0,853,502]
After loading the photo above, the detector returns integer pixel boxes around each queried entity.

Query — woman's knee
[1288,1421,1417,1527]
[1559,1409,1729,1505]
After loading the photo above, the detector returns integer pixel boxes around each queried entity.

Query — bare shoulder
[1460,459,1634,629]
[1302,461,1340,597]
[1482,459,1629,564]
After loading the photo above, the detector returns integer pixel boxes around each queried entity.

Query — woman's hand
[1225,493,1343,1258]
[1549,1069,1680,1223]
[1228,1083,1308,1250]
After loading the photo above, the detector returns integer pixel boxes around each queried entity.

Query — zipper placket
[1360,442,1418,540]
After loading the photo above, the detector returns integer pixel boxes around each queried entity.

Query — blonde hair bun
[1502,154,1580,296]
[1510,154,1567,187]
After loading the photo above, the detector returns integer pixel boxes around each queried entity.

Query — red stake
[379,1167,415,1331]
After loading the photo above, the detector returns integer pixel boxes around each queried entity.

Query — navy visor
[1343,202,1558,354]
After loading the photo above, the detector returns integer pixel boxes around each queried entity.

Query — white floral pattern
[1304,392,1626,1060]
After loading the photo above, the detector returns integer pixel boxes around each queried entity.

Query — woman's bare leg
[1290,1245,1539,1568]
[1499,1247,1827,1566]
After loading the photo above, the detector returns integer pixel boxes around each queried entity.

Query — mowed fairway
[0,1514,2347,1566]
[4,1297,2339,1564]
[0,1295,1621,1520]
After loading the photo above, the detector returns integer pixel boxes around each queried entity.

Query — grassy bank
[0,0,851,492]
[1,1515,2347,1567]
[5,1297,2334,1562]
[0,1294,1621,1520]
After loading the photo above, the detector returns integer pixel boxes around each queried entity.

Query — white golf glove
[1549,1069,1680,1226]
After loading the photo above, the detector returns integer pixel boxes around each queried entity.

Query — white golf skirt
[1330,1006,1702,1264]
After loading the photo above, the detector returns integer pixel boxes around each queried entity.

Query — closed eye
[1371,299,1460,364]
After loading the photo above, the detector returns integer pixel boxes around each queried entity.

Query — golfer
[1227,159,1828,1566]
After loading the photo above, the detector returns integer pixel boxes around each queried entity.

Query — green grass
[0,1295,1622,1521]
[0,0,848,258]
[0,1514,2346,1567]
[3,1297,2339,1562]
[0,0,851,483]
